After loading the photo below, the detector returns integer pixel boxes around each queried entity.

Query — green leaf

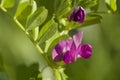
[54,0,70,12]
[38,19,58,43]
[34,0,55,20]
[39,42,46,52]
[27,6,48,30]
[79,0,97,9]
[1,0,15,8]
[31,0,37,14]
[54,0,70,18]
[32,27,39,41]
[54,68,68,80]
[44,31,59,53]
[105,0,117,12]
[60,69,68,80]
[57,7,71,18]
[15,0,33,26]
[71,0,78,7]
[15,0,30,17]
[86,14,102,21]
[90,0,99,12]
[54,69,61,80]
[83,14,102,26]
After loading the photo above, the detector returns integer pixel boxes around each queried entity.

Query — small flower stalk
[52,31,92,64]
[68,6,86,23]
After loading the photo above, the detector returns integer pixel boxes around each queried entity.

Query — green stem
[0,6,56,69]
[0,6,45,56]
[14,17,44,54]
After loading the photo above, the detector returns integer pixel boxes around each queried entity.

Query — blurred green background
[0,1,120,80]
[65,13,120,80]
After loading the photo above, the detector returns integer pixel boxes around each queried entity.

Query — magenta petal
[52,49,63,62]
[73,31,83,47]
[55,40,66,54]
[52,49,57,60]
[63,51,70,64]
[80,44,92,59]
[52,39,73,62]
[76,45,81,58]
[52,40,66,61]
[54,54,63,62]
[65,39,73,51]
[69,42,77,62]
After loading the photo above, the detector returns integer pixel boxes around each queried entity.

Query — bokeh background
[0,0,120,80]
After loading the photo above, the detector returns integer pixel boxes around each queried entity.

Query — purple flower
[68,6,86,23]
[80,44,92,59]
[52,31,92,64]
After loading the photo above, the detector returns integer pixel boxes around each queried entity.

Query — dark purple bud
[68,6,86,23]
[80,44,92,59]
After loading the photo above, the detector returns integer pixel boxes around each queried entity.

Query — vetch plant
[0,0,117,80]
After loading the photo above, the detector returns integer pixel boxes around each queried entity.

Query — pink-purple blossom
[52,31,92,64]
[68,6,86,23]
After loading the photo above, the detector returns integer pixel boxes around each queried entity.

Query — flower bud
[68,6,86,23]
[80,44,92,59]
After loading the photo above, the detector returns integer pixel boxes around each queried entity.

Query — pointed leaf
[34,0,55,20]
[1,0,15,8]
[39,42,46,52]
[38,19,58,43]
[54,69,61,80]
[15,0,33,26]
[54,68,68,80]
[60,71,68,80]
[78,0,97,9]
[90,1,99,12]
[54,0,70,18]
[32,27,39,41]
[82,14,102,26]
[27,7,48,30]
[54,0,69,12]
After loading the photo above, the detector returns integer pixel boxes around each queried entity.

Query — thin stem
[0,7,44,54]
[0,5,7,12]
[14,17,26,31]
[0,7,54,68]
[14,17,44,54]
